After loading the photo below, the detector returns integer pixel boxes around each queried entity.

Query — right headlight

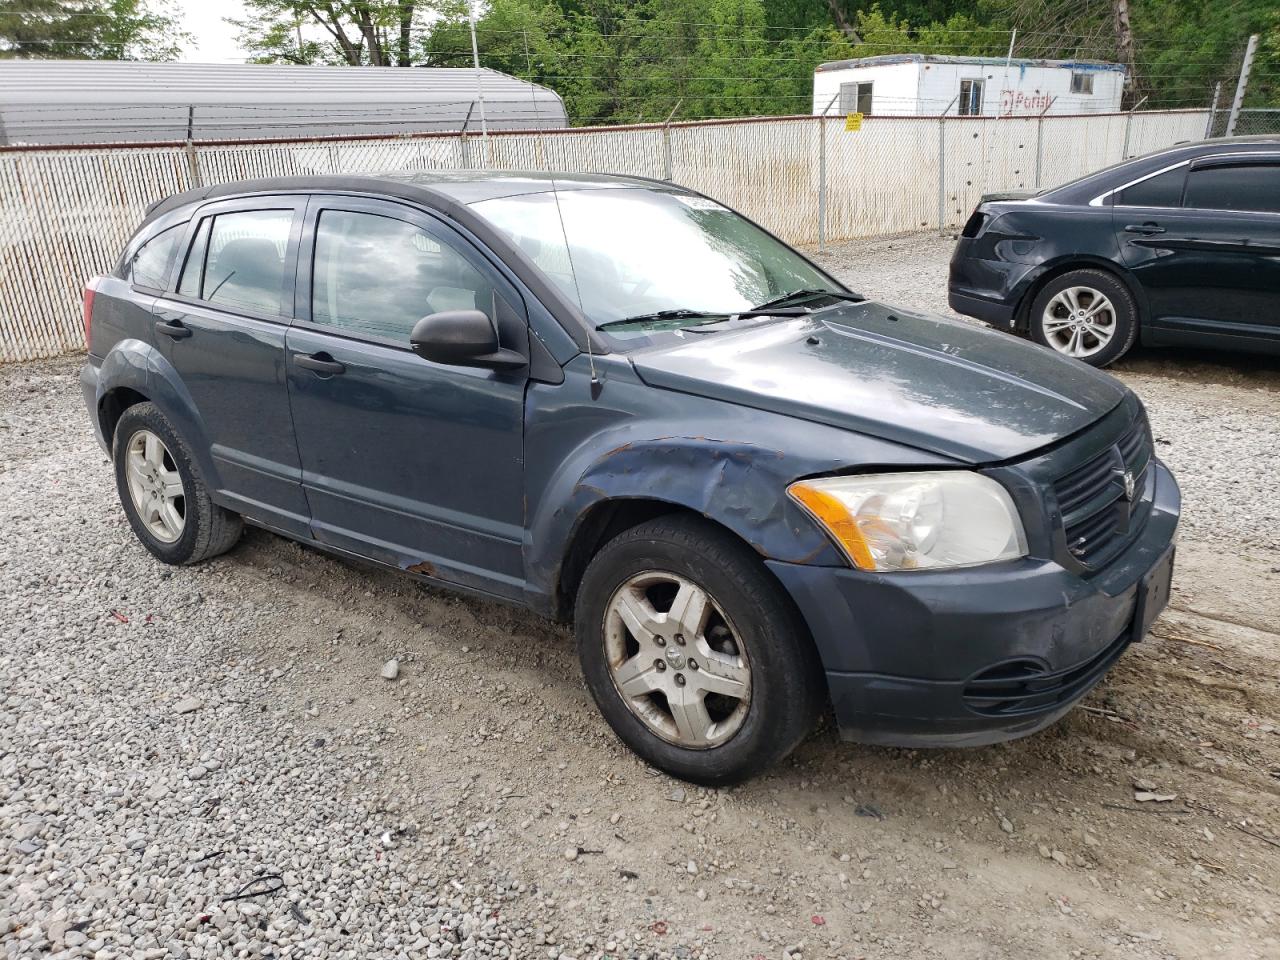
[787,471,1027,572]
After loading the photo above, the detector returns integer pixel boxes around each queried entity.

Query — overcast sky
[175,0,249,63]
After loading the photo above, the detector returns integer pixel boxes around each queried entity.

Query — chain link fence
[1206,108,1280,138]
[1,108,1210,362]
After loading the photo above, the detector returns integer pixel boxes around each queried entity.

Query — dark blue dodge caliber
[81,172,1179,784]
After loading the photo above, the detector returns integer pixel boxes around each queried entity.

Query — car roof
[1039,136,1280,204]
[143,170,669,223]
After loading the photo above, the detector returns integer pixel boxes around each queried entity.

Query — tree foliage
[229,1,421,66]
[0,0,190,60]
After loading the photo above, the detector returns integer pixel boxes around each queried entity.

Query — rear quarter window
[1115,166,1186,208]
[127,223,185,289]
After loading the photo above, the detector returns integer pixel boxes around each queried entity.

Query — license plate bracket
[1133,546,1175,641]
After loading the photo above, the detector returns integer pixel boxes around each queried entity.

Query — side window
[1184,163,1280,214]
[959,79,984,116]
[311,209,497,342]
[1116,166,1186,208]
[177,209,293,315]
[128,223,183,289]
[1070,71,1094,95]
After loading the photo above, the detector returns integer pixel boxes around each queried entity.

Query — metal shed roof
[0,60,568,145]
[816,54,1126,73]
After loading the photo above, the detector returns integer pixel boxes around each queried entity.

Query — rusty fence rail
[0,108,1209,363]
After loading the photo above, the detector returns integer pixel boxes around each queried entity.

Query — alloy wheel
[603,571,751,749]
[1041,285,1116,359]
[124,429,186,543]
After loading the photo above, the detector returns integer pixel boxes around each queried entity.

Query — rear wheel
[113,402,242,565]
[1029,268,1137,368]
[575,515,823,786]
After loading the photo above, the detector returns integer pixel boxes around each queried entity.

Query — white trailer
[813,54,1125,118]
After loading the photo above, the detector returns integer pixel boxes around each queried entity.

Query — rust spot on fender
[406,560,437,577]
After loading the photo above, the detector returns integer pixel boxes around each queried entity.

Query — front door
[153,197,312,537]
[1117,154,1280,349]
[284,196,528,600]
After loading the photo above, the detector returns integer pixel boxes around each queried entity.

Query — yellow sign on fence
[844,112,863,132]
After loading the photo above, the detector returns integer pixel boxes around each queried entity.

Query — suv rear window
[177,209,294,315]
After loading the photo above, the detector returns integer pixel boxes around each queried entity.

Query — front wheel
[575,516,823,786]
[1028,269,1138,368]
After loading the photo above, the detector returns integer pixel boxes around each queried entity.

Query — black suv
[949,136,1280,366]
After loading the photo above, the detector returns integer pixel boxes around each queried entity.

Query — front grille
[1054,413,1153,568]
[962,629,1132,717]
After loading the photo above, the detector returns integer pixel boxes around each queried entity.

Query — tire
[112,402,242,565]
[575,515,824,786]
[1028,268,1138,368]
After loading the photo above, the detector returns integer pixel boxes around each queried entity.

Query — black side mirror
[409,310,525,371]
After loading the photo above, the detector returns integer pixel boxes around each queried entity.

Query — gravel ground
[2,233,1279,960]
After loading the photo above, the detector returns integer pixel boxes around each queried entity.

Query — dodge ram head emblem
[1122,470,1136,501]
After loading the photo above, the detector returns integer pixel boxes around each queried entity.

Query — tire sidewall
[112,404,204,565]
[576,524,815,786]
[1029,270,1137,368]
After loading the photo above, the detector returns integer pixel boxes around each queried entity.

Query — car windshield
[469,186,840,338]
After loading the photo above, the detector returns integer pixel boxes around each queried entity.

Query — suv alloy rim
[124,429,186,543]
[603,571,751,748]
[1041,286,1116,359]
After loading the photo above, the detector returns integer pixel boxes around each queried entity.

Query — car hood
[629,302,1128,463]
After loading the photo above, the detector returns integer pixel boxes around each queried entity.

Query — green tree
[229,1,420,66]
[0,0,190,60]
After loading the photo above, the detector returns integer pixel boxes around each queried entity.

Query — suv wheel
[575,516,823,786]
[113,402,242,565]
[1029,268,1137,367]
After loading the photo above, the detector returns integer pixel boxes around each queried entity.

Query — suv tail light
[82,276,100,349]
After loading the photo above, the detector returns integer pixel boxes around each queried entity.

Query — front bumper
[767,461,1180,748]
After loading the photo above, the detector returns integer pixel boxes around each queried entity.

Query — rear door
[153,196,312,537]
[284,195,528,599]
[1117,154,1280,349]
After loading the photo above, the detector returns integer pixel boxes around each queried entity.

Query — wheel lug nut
[655,660,666,672]
[655,636,666,647]
[674,633,686,645]
[674,674,686,686]
[688,659,699,671]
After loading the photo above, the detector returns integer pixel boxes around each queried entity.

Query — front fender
[523,355,957,606]
[98,339,221,490]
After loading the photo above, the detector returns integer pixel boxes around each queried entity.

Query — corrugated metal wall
[0,109,1210,363]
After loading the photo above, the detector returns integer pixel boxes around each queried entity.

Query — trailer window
[959,80,984,116]
[838,82,873,116]
[1070,72,1094,95]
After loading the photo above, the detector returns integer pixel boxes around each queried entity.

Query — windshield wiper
[596,309,724,331]
[750,288,865,312]
[597,305,807,331]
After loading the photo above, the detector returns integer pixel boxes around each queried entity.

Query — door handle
[1124,223,1165,234]
[154,318,192,339]
[293,352,345,376]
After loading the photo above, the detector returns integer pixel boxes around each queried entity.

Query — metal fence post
[1226,34,1259,137]
[661,99,682,181]
[460,101,475,167]
[1205,82,1222,138]
[1121,96,1147,159]
[818,93,837,251]
[1034,100,1051,188]
[937,95,957,235]
[184,105,202,188]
